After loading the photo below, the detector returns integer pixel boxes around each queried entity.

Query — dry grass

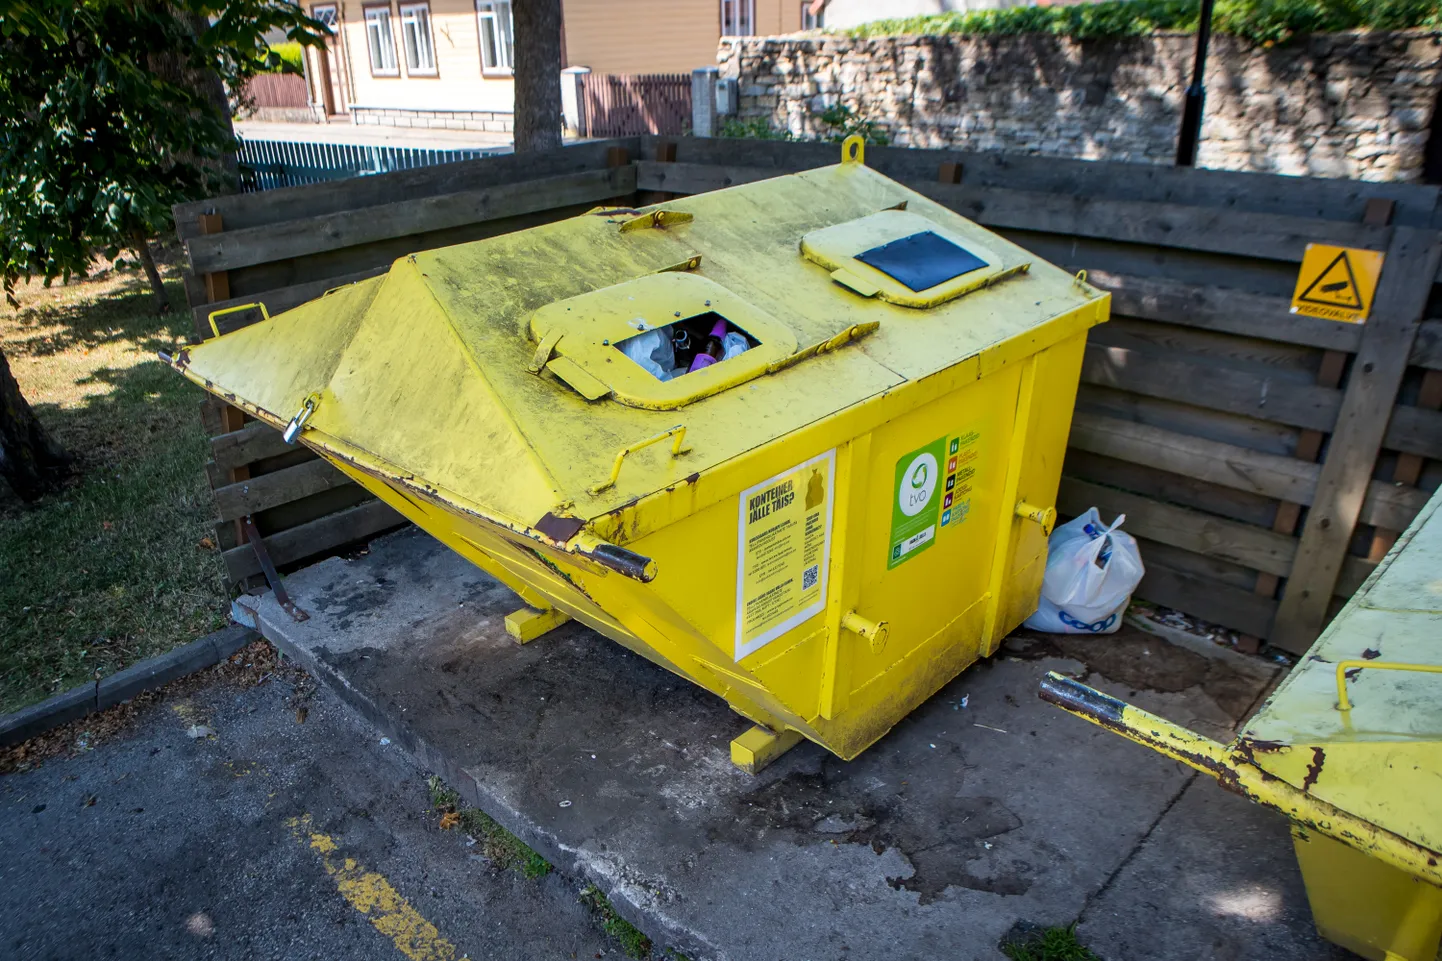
[0,255,228,713]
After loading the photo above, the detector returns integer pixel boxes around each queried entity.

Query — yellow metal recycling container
[170,139,1108,769]
[1041,486,1442,961]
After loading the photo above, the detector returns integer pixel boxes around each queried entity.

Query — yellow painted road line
[287,815,458,961]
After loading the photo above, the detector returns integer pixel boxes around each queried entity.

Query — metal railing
[236,138,504,192]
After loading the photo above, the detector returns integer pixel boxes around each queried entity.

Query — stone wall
[717,31,1442,181]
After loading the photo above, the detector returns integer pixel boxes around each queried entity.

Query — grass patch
[849,0,1442,46]
[262,39,306,74]
[0,261,228,714]
[579,885,653,960]
[1001,923,1103,961]
[426,775,553,879]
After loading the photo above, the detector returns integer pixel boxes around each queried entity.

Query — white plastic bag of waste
[1024,508,1144,634]
[619,330,675,380]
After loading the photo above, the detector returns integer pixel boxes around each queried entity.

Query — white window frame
[311,2,339,33]
[800,1,823,30]
[364,5,399,76]
[475,0,514,75]
[721,0,755,36]
[400,1,437,75]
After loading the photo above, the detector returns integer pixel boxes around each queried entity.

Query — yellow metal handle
[842,611,889,653]
[206,302,271,338]
[841,134,865,166]
[588,425,690,495]
[1335,660,1442,712]
[1039,671,1442,889]
[1015,501,1057,535]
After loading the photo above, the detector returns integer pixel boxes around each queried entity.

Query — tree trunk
[512,0,563,154]
[131,228,172,313]
[0,346,71,503]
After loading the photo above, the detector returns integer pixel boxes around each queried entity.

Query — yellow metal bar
[588,425,690,495]
[1335,660,1442,712]
[1014,501,1057,535]
[206,302,270,338]
[1039,672,1442,890]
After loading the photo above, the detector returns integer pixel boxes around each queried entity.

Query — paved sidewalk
[235,119,514,152]
[241,527,1347,961]
[0,660,612,961]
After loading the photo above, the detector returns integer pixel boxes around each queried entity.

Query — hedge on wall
[846,0,1442,48]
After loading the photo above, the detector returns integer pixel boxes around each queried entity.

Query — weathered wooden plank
[1088,321,1319,380]
[187,166,637,274]
[637,160,1394,264]
[912,181,1392,266]
[1273,227,1442,651]
[175,138,641,233]
[211,421,292,473]
[1067,412,1428,531]
[1081,342,1342,433]
[1058,477,1297,577]
[635,160,772,194]
[193,266,387,336]
[1085,270,1365,354]
[1384,403,1442,461]
[222,499,404,581]
[1134,560,1277,638]
[1412,319,1442,370]
[212,458,354,523]
[655,137,1441,226]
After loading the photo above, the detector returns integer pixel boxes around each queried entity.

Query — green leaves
[848,0,1440,42]
[0,0,327,302]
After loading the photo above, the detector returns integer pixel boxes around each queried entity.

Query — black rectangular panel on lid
[855,231,989,292]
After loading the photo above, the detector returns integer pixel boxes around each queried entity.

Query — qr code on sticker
[802,564,819,590]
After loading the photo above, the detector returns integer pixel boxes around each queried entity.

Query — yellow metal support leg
[504,605,572,644]
[730,726,804,774]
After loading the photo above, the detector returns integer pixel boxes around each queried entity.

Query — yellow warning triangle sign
[1297,250,1363,309]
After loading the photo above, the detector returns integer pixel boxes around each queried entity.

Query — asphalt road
[0,661,614,961]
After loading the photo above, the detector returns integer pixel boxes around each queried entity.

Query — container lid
[1240,487,1442,851]
[168,146,1106,553]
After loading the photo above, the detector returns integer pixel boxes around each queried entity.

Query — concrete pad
[1078,777,1352,961]
[240,528,1287,961]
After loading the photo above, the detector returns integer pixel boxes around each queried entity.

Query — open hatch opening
[614,311,758,382]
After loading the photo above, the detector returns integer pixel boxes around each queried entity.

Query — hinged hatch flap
[802,209,1020,308]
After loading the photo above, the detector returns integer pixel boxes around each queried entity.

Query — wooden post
[197,213,230,310]
[652,141,677,203]
[1271,226,1442,651]
[607,145,631,207]
[1367,367,1442,561]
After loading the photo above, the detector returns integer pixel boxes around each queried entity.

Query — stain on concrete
[719,758,1030,904]
[1004,624,1261,719]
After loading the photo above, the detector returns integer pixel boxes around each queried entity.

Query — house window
[721,0,754,36]
[800,1,823,30]
[364,5,399,75]
[476,0,514,73]
[400,2,437,74]
[312,2,338,31]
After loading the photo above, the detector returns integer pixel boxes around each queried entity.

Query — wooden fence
[172,136,1442,652]
[242,72,309,109]
[581,74,691,137]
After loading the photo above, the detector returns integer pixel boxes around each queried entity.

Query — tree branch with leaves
[0,0,325,502]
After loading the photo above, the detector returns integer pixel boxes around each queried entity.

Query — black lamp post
[1175,0,1217,166]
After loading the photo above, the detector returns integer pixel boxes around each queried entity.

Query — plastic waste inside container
[617,313,756,381]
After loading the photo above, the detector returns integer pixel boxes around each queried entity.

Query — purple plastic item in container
[688,353,718,373]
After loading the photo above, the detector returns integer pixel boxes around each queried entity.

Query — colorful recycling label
[735,449,835,660]
[888,437,947,569]
[888,429,983,569]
